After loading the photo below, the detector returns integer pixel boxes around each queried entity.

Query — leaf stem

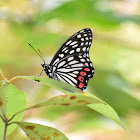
[8,114,17,122]
[3,121,7,140]
[8,76,18,83]
[3,116,8,140]
[0,115,5,123]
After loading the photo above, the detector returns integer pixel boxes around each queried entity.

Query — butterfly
[29,28,94,91]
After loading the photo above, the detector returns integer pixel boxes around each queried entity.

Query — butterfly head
[41,63,52,77]
[41,63,48,69]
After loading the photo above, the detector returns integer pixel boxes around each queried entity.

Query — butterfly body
[40,28,94,91]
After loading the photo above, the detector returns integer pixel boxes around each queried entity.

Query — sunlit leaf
[12,89,124,129]
[0,83,26,139]
[15,121,69,140]
[87,101,125,129]
[17,93,103,113]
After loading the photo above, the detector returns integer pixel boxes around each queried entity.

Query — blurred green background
[0,0,140,139]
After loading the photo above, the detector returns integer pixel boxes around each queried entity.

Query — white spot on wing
[73,71,79,74]
[70,41,77,46]
[71,63,83,67]
[68,57,74,61]
[90,63,93,67]
[82,47,86,51]
[69,50,74,54]
[53,67,56,71]
[59,54,64,58]
[69,60,78,65]
[65,50,68,53]
[77,34,81,38]
[72,44,78,48]
[58,61,66,68]
[57,67,82,73]
[53,58,60,64]
[62,47,67,52]
[81,59,85,62]
[69,73,77,77]
[66,40,72,45]
[76,48,80,52]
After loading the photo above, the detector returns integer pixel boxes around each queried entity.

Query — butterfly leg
[78,88,87,96]
[82,91,87,96]
[38,69,44,77]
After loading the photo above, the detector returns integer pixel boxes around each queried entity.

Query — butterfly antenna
[28,43,45,64]
[38,49,46,64]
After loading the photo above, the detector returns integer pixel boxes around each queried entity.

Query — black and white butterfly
[29,28,94,91]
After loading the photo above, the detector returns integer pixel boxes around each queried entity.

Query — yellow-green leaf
[0,86,6,118]
[15,121,69,140]
[11,76,125,129]
[0,83,26,139]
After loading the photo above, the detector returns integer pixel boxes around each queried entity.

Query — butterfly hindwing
[52,54,94,90]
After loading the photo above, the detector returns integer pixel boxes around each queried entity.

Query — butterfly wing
[50,28,93,66]
[49,28,94,90]
[53,54,94,90]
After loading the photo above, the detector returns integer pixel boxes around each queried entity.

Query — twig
[8,114,17,122]
[3,121,8,140]
[0,115,5,123]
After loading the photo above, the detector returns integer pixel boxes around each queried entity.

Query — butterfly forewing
[50,28,93,66]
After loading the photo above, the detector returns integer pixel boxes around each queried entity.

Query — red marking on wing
[80,71,86,76]
[78,76,84,82]
[79,82,84,88]
[84,68,90,71]
[84,64,86,66]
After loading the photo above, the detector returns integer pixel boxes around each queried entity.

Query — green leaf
[85,92,125,129]
[13,91,124,129]
[15,121,69,140]
[12,76,81,94]
[11,76,125,129]
[17,93,103,113]
[0,83,26,139]
[87,101,125,130]
[0,85,6,118]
